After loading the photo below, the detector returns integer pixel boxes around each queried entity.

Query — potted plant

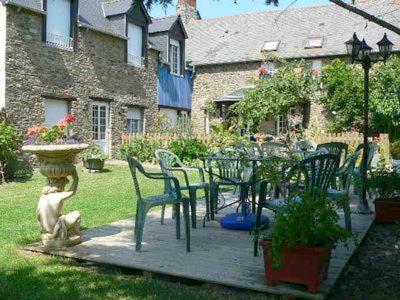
[390,140,400,170]
[22,115,88,248]
[259,194,353,292]
[81,143,107,172]
[367,168,400,223]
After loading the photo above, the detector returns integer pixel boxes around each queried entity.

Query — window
[276,115,287,136]
[45,99,69,127]
[46,0,73,49]
[306,37,323,49]
[127,23,144,67]
[127,108,143,134]
[169,39,181,75]
[262,41,280,52]
[312,59,322,77]
[160,107,179,127]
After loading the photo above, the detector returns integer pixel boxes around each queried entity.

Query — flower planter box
[83,158,105,172]
[259,241,332,292]
[374,199,400,223]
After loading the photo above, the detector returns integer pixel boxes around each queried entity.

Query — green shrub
[81,143,107,160]
[119,137,161,163]
[169,139,209,164]
[264,193,354,268]
[390,140,400,160]
[366,168,400,201]
[0,121,22,183]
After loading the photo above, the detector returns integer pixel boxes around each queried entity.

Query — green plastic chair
[206,148,252,220]
[235,141,261,157]
[295,140,317,152]
[254,153,340,256]
[259,142,289,158]
[317,142,349,167]
[155,149,210,228]
[353,142,378,195]
[327,150,361,232]
[126,155,191,252]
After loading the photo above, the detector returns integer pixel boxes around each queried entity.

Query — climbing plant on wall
[233,60,317,132]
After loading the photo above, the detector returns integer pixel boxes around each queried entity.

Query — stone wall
[191,62,259,133]
[4,6,159,157]
[191,58,337,134]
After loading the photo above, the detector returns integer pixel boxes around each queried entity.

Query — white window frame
[170,39,181,76]
[262,40,280,52]
[306,37,323,49]
[46,0,73,50]
[276,115,287,136]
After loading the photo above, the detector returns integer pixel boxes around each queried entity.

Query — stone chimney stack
[177,0,200,25]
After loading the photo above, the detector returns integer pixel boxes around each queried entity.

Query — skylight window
[263,41,280,52]
[306,37,323,49]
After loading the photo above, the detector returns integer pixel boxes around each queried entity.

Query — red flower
[258,66,268,74]
[57,114,76,127]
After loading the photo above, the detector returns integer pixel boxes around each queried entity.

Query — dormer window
[127,23,145,68]
[263,41,280,52]
[306,37,323,49]
[45,0,73,50]
[169,39,181,75]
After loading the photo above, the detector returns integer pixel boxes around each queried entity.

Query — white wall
[0,3,6,109]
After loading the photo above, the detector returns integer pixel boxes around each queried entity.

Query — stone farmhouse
[179,0,400,134]
[1,0,400,156]
[0,0,193,156]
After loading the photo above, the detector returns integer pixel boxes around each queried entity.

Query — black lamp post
[345,32,394,214]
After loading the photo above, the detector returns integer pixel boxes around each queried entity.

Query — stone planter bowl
[22,144,89,178]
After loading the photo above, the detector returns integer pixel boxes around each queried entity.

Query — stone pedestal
[22,144,88,249]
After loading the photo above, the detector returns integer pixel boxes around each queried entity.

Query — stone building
[0,0,161,156]
[178,0,400,134]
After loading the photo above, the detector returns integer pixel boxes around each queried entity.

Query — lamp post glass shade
[345,33,362,60]
[377,33,394,61]
[358,39,372,61]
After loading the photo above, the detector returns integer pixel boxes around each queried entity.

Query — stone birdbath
[22,143,88,249]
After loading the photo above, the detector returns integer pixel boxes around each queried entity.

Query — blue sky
[149,0,332,19]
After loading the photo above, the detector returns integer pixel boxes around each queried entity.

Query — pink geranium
[258,66,268,74]
[27,125,48,137]
[57,114,76,128]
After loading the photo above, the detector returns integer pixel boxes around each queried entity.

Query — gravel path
[328,223,400,300]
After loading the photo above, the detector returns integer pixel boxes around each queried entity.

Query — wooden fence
[121,132,390,161]
[121,133,212,147]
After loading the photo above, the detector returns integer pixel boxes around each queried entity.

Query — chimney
[177,0,200,25]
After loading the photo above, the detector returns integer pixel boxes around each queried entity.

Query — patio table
[201,156,293,230]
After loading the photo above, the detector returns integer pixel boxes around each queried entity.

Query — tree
[318,59,364,133]
[370,56,400,140]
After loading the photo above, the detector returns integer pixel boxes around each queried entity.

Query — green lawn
[0,163,248,300]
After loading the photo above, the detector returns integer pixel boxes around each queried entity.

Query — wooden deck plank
[25,192,374,300]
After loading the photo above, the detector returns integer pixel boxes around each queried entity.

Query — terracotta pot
[259,240,332,293]
[22,144,88,179]
[83,158,105,171]
[374,199,400,223]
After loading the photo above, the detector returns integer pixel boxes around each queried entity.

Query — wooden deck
[26,192,374,299]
